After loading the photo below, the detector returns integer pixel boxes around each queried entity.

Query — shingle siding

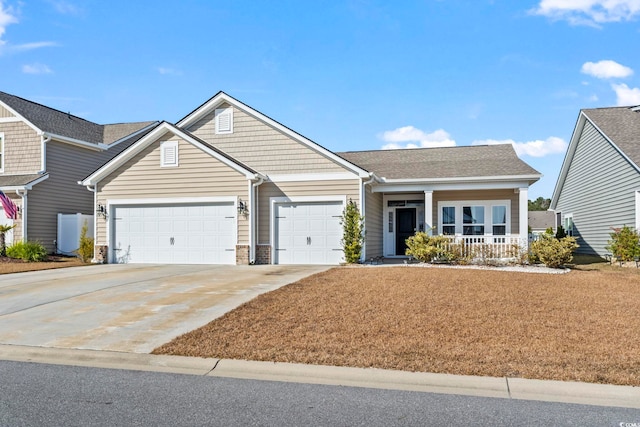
[555,120,640,256]
[0,121,41,173]
[187,104,349,175]
[97,135,250,246]
[0,105,14,118]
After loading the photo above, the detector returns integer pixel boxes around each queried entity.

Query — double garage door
[112,203,236,264]
[274,201,343,265]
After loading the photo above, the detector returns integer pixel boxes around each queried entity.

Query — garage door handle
[170,237,175,245]
[307,236,311,245]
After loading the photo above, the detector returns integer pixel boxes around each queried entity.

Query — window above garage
[161,140,179,167]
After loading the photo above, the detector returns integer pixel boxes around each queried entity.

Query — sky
[1,0,639,200]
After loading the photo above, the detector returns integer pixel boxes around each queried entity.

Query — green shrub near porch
[6,241,48,262]
[405,232,462,263]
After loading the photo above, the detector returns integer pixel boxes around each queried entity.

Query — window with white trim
[438,200,510,236]
[160,140,178,167]
[0,132,4,172]
[563,213,574,237]
[215,107,233,134]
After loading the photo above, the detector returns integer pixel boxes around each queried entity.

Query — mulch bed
[153,267,640,386]
[0,255,84,273]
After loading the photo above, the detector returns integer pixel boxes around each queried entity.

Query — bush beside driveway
[154,265,640,386]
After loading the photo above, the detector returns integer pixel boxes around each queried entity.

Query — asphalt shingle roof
[0,174,45,187]
[582,106,640,167]
[338,144,540,180]
[0,91,155,145]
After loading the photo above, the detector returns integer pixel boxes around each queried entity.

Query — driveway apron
[0,264,330,353]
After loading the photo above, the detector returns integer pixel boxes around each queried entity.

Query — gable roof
[0,91,156,147]
[551,106,640,209]
[81,121,262,186]
[338,144,541,182]
[177,91,371,178]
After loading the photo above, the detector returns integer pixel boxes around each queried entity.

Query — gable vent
[161,141,178,167]
[215,107,233,134]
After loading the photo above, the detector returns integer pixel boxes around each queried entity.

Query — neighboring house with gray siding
[551,106,640,256]
[0,91,157,252]
[81,91,541,265]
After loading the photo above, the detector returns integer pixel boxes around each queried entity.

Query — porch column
[424,191,433,235]
[518,187,528,247]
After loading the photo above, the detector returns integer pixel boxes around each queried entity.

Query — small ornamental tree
[0,224,16,257]
[606,225,640,262]
[340,199,364,264]
[77,221,94,263]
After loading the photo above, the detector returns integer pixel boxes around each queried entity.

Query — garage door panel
[275,201,344,265]
[113,202,236,265]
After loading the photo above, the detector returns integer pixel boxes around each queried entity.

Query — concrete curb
[1,344,638,409]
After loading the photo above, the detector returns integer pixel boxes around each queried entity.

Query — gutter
[39,134,51,173]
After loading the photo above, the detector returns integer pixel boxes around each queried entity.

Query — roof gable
[81,122,260,185]
[177,91,370,178]
[551,107,640,209]
[338,144,541,182]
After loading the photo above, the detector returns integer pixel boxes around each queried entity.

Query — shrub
[529,234,578,268]
[555,225,567,239]
[340,199,364,264]
[76,221,94,263]
[605,225,640,262]
[405,232,461,263]
[6,241,48,262]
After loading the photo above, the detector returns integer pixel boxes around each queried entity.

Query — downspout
[39,134,51,174]
[15,189,27,241]
[249,175,264,264]
[360,173,376,263]
[85,185,98,263]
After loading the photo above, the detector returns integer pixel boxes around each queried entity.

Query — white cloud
[531,0,640,26]
[612,83,640,105]
[0,1,18,45]
[158,67,183,76]
[472,137,568,157]
[379,126,456,149]
[581,60,634,78]
[47,0,81,15]
[22,63,52,74]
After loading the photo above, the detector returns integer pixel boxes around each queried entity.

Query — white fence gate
[57,213,94,255]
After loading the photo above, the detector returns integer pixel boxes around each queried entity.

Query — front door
[395,208,416,256]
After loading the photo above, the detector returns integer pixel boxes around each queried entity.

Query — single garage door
[112,203,236,264]
[274,201,343,265]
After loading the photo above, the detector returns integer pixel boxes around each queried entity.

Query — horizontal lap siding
[364,188,383,258]
[257,180,360,244]
[433,189,520,234]
[556,121,640,256]
[187,104,348,174]
[0,121,41,173]
[97,136,249,245]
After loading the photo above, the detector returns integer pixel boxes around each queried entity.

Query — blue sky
[1,0,639,199]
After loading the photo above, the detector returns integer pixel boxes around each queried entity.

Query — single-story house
[0,91,157,252]
[80,91,541,265]
[551,106,640,256]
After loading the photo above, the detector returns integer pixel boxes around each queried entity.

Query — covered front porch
[373,187,529,259]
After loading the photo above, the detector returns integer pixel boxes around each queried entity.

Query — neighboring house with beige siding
[81,91,541,265]
[551,106,640,256]
[0,91,157,252]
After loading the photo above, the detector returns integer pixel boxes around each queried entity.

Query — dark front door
[395,208,416,256]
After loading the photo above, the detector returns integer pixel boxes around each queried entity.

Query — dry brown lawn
[0,256,84,274]
[154,262,640,386]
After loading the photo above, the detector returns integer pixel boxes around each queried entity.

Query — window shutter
[215,108,233,134]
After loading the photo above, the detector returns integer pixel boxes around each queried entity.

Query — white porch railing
[438,235,526,260]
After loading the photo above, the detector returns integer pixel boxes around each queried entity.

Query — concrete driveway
[0,264,330,353]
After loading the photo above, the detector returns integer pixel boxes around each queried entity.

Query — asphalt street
[1,360,638,426]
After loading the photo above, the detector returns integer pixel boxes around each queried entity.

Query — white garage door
[112,203,236,264]
[274,201,343,265]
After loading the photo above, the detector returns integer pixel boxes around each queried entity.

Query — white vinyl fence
[56,213,94,255]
